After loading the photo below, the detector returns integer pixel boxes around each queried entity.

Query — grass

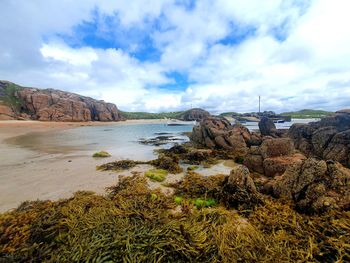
[281,109,334,118]
[0,83,23,113]
[92,151,111,157]
[0,174,349,262]
[119,110,185,120]
[145,169,168,182]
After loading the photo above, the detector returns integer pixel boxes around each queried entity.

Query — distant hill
[219,112,241,117]
[281,109,334,118]
[120,108,210,121]
[119,111,184,120]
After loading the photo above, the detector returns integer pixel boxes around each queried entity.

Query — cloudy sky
[0,0,349,113]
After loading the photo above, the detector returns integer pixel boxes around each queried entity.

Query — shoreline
[0,119,164,212]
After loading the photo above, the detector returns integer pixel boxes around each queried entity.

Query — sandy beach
[0,119,166,212]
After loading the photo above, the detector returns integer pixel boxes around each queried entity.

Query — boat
[166,119,197,126]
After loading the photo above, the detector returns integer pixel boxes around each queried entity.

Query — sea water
[5,119,318,161]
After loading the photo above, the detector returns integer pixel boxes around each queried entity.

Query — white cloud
[0,0,349,113]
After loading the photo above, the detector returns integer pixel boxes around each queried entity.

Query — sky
[0,0,350,114]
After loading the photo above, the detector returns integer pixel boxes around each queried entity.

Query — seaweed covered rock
[191,117,261,157]
[174,171,227,198]
[222,165,262,210]
[97,159,144,171]
[289,110,350,167]
[149,154,183,173]
[272,158,350,213]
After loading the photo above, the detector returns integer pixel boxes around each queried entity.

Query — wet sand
[0,120,165,212]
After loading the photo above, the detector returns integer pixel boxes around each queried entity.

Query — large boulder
[288,110,350,168]
[191,117,261,157]
[260,138,295,159]
[258,117,276,136]
[272,158,350,213]
[244,137,305,178]
[179,108,210,121]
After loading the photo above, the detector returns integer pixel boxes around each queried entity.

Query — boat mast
[258,96,261,114]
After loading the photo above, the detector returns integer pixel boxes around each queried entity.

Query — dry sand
[0,120,164,212]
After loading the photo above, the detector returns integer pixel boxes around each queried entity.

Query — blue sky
[0,0,350,113]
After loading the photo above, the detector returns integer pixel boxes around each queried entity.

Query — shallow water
[6,123,194,161]
[242,118,319,131]
[5,119,318,162]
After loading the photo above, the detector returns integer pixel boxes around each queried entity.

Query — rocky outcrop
[289,110,350,167]
[191,117,261,157]
[178,108,210,121]
[272,158,350,213]
[0,81,123,122]
[0,104,15,120]
[244,138,306,177]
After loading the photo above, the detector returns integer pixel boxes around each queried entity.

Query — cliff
[0,81,123,122]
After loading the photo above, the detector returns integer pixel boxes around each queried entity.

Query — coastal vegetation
[281,109,334,118]
[0,83,23,113]
[120,110,184,120]
[0,174,349,262]
[145,168,168,182]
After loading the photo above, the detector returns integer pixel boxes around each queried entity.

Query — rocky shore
[0,81,123,121]
[1,110,350,262]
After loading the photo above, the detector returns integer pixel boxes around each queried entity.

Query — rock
[149,154,183,174]
[260,138,295,159]
[0,104,15,120]
[227,165,257,192]
[244,154,264,174]
[178,108,210,121]
[190,117,261,158]
[222,165,262,210]
[323,130,350,167]
[289,110,350,168]
[0,81,123,122]
[258,117,277,136]
[263,154,306,177]
[272,158,350,213]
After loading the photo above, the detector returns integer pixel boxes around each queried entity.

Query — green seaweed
[174,196,184,205]
[145,169,168,182]
[92,151,111,157]
[193,198,217,209]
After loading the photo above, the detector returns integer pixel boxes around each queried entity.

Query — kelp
[97,159,145,171]
[97,154,183,174]
[1,175,350,262]
[175,171,262,212]
[148,154,183,174]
